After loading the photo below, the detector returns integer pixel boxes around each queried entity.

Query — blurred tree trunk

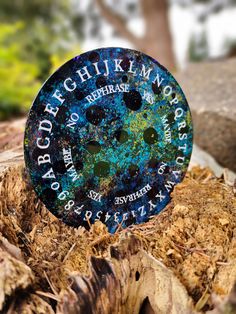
[96,0,176,71]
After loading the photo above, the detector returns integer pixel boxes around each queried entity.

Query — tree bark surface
[96,0,176,70]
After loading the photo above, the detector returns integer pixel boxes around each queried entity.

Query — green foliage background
[0,0,80,120]
[0,22,41,120]
[0,0,235,120]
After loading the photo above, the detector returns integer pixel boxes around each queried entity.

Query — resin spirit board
[24,47,193,233]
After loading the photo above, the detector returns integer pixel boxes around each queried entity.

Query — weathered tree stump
[57,235,193,314]
[0,127,235,313]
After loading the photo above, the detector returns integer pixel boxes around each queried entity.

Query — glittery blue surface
[24,47,193,233]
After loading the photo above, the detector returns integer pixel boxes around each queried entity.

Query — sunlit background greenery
[0,1,82,120]
[0,0,235,120]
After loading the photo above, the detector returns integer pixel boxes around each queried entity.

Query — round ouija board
[24,47,193,233]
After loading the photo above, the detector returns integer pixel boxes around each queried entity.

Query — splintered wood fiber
[0,165,235,312]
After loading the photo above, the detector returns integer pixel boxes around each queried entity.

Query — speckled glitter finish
[24,47,193,233]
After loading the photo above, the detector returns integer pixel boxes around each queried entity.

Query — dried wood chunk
[12,294,55,314]
[57,235,193,314]
[0,247,33,310]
